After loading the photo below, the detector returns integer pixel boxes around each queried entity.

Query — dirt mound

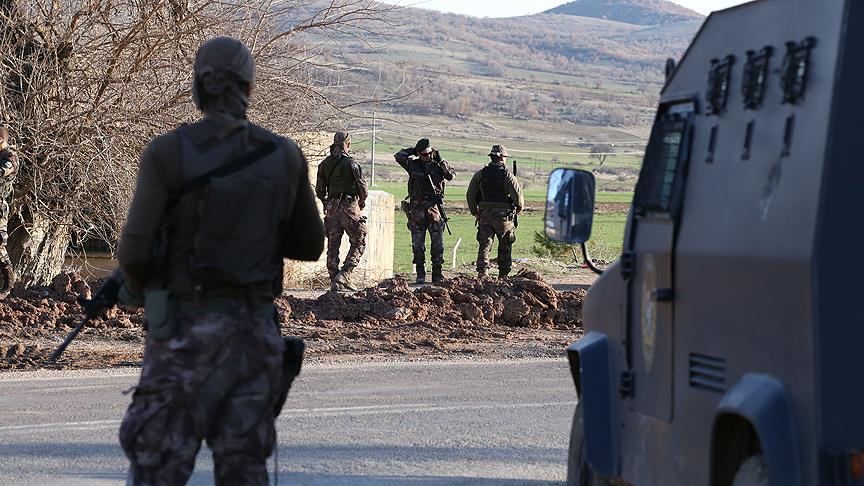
[0,272,145,370]
[281,269,585,357]
[0,271,585,370]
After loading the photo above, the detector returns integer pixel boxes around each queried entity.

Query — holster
[400,198,411,218]
[274,336,305,417]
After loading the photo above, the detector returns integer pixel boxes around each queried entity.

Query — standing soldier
[466,145,524,278]
[395,138,455,284]
[315,131,368,292]
[116,37,324,484]
[0,127,17,298]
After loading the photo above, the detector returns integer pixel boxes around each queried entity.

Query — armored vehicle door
[624,99,694,422]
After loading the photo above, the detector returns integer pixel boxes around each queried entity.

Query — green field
[391,210,627,273]
[369,180,633,205]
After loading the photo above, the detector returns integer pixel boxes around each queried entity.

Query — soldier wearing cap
[466,145,524,278]
[316,130,368,291]
[116,37,324,484]
[0,127,17,298]
[394,138,455,284]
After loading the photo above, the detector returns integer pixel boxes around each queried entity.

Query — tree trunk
[8,205,70,286]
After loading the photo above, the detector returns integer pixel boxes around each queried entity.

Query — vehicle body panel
[568,0,863,484]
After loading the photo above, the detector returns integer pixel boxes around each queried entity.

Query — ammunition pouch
[144,289,177,341]
[274,336,305,417]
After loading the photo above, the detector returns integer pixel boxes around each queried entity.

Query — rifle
[45,270,124,365]
[426,174,452,235]
[512,159,519,229]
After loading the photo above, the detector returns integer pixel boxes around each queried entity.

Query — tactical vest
[177,125,286,287]
[480,163,511,204]
[324,154,359,196]
[408,160,437,202]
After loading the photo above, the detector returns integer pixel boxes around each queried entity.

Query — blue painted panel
[568,332,618,476]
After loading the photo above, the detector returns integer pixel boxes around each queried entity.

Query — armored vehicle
[544,0,864,484]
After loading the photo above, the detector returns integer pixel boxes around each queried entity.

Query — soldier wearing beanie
[394,138,455,284]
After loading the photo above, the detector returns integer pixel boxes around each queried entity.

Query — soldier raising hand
[394,138,455,284]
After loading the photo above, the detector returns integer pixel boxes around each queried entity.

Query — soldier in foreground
[316,131,368,291]
[0,127,17,298]
[466,145,524,278]
[115,37,324,484]
[394,138,455,284]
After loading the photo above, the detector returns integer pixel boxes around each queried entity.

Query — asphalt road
[0,358,577,485]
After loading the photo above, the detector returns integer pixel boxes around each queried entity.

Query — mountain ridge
[545,0,703,25]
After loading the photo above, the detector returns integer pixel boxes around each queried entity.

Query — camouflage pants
[324,198,368,278]
[0,201,14,296]
[476,208,516,276]
[120,309,285,486]
[407,204,444,266]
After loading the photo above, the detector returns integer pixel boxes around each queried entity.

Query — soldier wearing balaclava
[116,37,324,484]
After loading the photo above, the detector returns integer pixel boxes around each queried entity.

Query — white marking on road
[0,357,567,383]
[0,401,572,436]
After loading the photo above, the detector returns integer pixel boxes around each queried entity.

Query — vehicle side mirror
[544,168,596,244]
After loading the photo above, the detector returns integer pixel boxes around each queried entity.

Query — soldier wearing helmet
[316,130,368,291]
[0,126,17,298]
[394,138,455,284]
[466,144,524,278]
[116,37,324,484]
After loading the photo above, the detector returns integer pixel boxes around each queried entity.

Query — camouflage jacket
[394,148,455,207]
[0,147,19,201]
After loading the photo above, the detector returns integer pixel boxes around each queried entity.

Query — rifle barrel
[45,317,88,364]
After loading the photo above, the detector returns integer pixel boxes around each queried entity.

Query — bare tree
[589,143,613,166]
[0,0,401,285]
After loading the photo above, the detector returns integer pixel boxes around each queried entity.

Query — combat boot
[333,270,357,292]
[498,270,510,279]
[477,269,486,278]
[415,265,426,285]
[432,265,444,283]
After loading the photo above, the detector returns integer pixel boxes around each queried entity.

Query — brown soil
[0,270,584,371]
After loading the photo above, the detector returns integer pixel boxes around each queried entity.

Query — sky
[403,0,750,18]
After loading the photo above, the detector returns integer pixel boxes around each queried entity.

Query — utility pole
[371,112,376,187]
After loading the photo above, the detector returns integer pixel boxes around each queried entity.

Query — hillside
[293,1,703,192]
[546,0,703,25]
[545,0,703,25]
[332,8,700,130]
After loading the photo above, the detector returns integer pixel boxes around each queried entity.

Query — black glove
[432,149,441,163]
[83,270,124,318]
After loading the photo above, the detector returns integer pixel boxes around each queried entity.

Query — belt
[173,293,275,319]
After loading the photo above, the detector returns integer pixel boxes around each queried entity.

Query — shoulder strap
[165,140,277,212]
[326,154,346,181]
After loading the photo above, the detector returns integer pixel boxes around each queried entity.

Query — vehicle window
[634,105,692,217]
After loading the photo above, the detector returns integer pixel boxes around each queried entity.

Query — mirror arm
[581,242,604,275]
